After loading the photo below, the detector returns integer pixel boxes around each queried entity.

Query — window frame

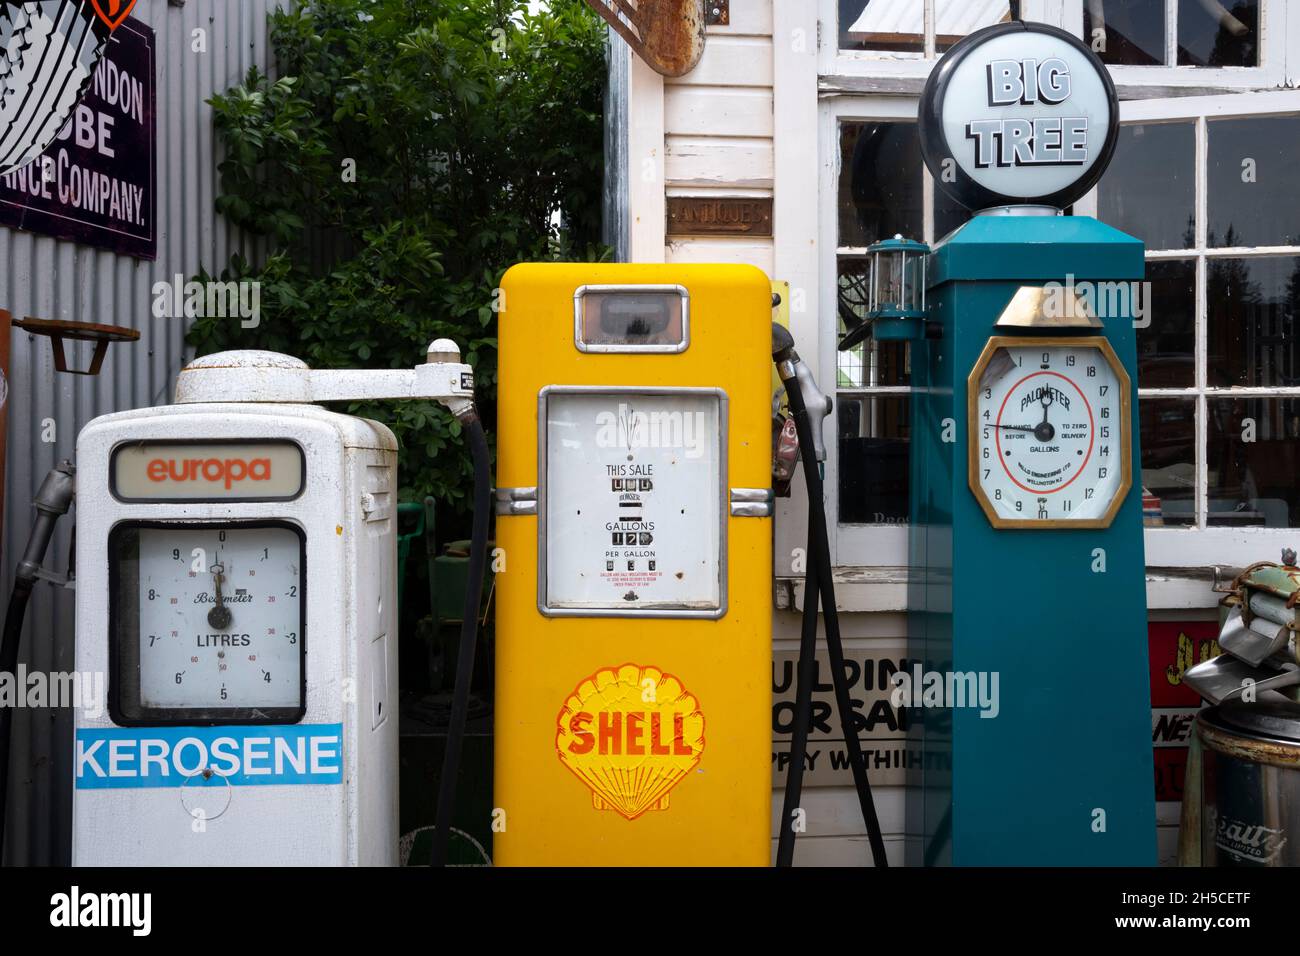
[819,1,1295,91]
[822,89,1300,570]
[820,94,933,567]
[1093,88,1300,567]
[819,5,1300,575]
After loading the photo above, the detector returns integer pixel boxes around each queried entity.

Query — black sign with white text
[0,18,155,259]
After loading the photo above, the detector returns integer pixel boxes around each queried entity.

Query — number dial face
[969,337,1131,528]
[110,522,305,724]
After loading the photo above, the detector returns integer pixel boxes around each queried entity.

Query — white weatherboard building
[602,0,1300,865]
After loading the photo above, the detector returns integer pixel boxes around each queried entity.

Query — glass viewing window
[575,285,689,353]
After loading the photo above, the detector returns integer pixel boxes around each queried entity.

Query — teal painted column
[907,214,1156,866]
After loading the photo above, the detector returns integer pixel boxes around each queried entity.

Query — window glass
[1208,116,1300,249]
[1207,256,1300,388]
[934,0,1012,53]
[838,396,910,525]
[1100,123,1196,251]
[1178,0,1259,67]
[840,121,924,247]
[1137,259,1196,388]
[1084,0,1166,66]
[1140,398,1197,527]
[839,0,925,53]
[1208,398,1300,527]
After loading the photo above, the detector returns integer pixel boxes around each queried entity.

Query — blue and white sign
[75,723,343,789]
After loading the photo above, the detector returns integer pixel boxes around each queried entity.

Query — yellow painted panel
[495,263,773,866]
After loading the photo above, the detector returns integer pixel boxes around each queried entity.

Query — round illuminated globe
[918,21,1119,212]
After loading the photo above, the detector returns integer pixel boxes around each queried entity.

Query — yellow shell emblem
[556,663,705,820]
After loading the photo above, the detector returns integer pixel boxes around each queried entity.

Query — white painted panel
[709,1,772,37]
[628,54,665,261]
[666,135,773,188]
[770,785,906,837]
[667,35,773,87]
[666,236,774,274]
[665,86,774,138]
[771,833,908,867]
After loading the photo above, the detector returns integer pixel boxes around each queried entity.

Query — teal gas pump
[882,22,1156,865]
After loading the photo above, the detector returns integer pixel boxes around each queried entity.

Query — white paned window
[818,2,1300,570]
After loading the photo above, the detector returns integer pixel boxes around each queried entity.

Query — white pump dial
[970,337,1131,528]
[111,522,305,722]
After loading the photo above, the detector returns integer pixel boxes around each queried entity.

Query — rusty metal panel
[666,195,773,237]
[585,0,706,77]
[0,0,281,865]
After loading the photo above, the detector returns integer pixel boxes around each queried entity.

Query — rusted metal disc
[13,317,140,343]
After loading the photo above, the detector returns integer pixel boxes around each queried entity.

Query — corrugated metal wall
[0,0,282,865]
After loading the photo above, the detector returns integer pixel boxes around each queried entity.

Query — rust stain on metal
[1199,717,1300,770]
[705,0,728,26]
[667,196,773,237]
[584,0,706,77]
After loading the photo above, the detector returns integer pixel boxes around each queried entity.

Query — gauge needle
[995,424,1036,432]
[208,562,232,630]
[1035,391,1056,443]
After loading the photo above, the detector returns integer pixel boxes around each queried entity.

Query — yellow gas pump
[494,263,772,866]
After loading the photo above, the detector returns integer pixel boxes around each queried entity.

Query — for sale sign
[0,17,155,259]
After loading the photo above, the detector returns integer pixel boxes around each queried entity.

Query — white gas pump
[70,344,478,866]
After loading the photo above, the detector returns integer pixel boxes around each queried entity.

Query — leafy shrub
[188,0,609,511]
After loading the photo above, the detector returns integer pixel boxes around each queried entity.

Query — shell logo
[556,663,705,820]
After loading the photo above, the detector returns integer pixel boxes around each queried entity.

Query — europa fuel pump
[67,344,486,865]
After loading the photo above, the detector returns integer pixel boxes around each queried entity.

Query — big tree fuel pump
[870,21,1156,865]
[69,344,484,865]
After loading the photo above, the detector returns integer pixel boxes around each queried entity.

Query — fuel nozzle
[771,323,832,463]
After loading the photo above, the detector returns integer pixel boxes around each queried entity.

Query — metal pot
[1199,700,1300,866]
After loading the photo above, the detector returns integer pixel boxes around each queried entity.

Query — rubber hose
[776,340,888,868]
[775,516,820,867]
[430,414,492,867]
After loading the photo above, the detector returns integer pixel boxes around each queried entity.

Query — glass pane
[1208,398,1300,527]
[1099,123,1195,251]
[839,121,924,248]
[839,0,924,53]
[935,0,1012,54]
[1178,0,1259,67]
[1140,398,1196,527]
[1137,259,1196,388]
[1208,116,1300,248]
[1207,256,1300,387]
[836,258,911,388]
[838,395,910,525]
[1083,0,1166,66]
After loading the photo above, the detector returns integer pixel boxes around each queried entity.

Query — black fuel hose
[773,330,888,868]
[430,414,491,867]
[0,461,75,865]
[776,490,820,867]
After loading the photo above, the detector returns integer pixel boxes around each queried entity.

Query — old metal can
[1199,700,1300,866]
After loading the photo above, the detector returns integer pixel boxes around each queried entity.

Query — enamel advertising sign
[0,14,155,258]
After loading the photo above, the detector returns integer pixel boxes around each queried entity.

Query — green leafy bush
[188,0,609,510]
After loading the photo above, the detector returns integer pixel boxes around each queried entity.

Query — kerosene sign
[919,21,1118,211]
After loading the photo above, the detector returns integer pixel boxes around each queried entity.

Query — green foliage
[188,0,609,508]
